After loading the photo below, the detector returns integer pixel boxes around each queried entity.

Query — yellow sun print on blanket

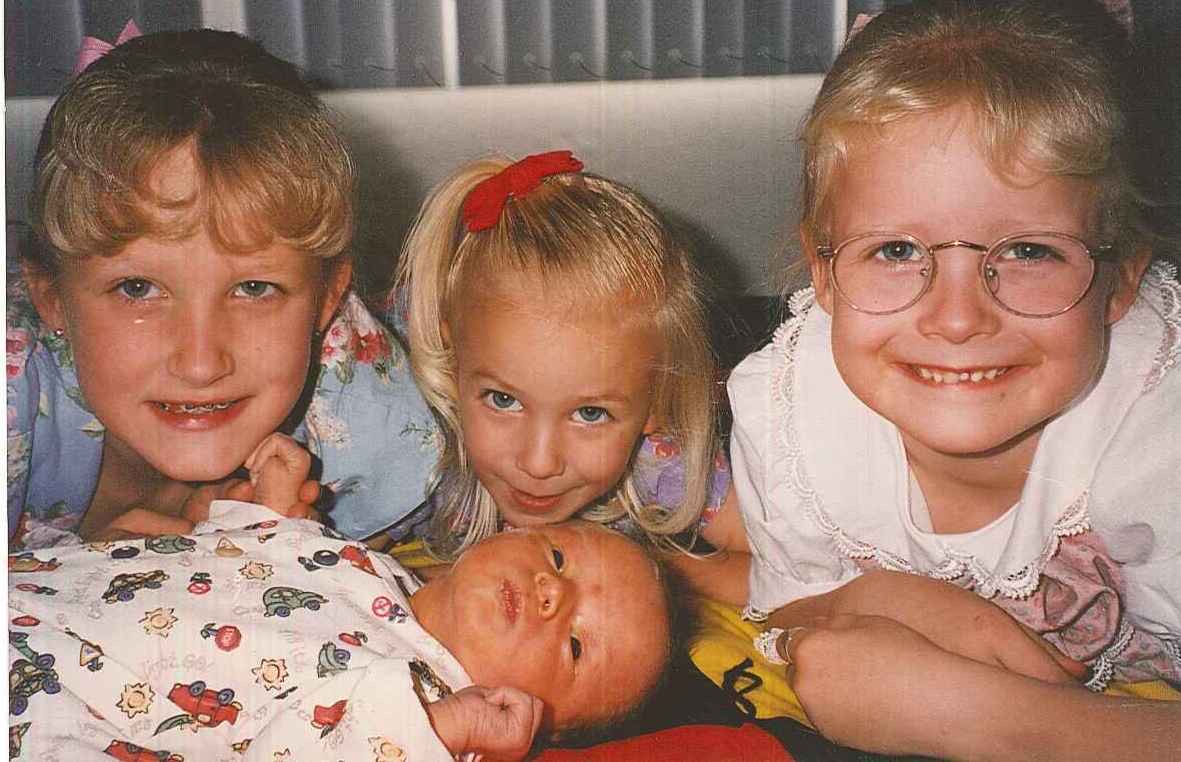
[239,560,274,580]
[140,607,179,637]
[117,682,155,718]
[253,658,289,691]
[370,736,407,761]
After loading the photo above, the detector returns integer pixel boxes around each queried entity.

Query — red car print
[340,545,378,576]
[312,699,348,735]
[104,740,183,761]
[166,681,241,727]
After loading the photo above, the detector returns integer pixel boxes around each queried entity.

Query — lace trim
[1143,260,1181,394]
[1084,619,1135,692]
[770,290,1092,600]
[1164,637,1181,666]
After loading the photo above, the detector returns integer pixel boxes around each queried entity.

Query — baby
[8,435,672,761]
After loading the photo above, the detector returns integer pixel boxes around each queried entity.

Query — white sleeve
[246,658,454,762]
[1088,365,1181,641]
[728,344,861,618]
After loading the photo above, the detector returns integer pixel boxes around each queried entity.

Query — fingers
[297,480,321,506]
[248,435,315,517]
[245,433,311,486]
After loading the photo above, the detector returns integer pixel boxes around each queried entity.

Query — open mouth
[911,366,1012,385]
[499,579,521,624]
[154,400,240,414]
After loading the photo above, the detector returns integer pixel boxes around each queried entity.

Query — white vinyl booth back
[5,75,821,296]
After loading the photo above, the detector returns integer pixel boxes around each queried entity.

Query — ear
[22,262,67,333]
[316,257,353,331]
[1103,246,1152,325]
[642,412,659,436]
[802,228,835,314]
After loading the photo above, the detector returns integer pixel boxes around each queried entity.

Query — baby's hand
[426,685,544,760]
[242,433,321,520]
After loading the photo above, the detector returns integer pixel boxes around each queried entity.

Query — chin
[145,447,248,483]
[908,422,1043,459]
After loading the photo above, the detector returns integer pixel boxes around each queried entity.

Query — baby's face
[412,522,668,730]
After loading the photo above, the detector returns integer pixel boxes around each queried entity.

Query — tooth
[958,372,969,381]
[985,369,998,380]
[970,371,983,382]
[918,367,932,380]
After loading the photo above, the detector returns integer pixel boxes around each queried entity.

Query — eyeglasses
[816,231,1115,318]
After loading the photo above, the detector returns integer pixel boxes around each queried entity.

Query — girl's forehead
[461,268,656,329]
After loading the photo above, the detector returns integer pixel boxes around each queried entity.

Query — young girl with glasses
[693,0,1181,756]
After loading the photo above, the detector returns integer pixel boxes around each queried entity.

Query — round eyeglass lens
[832,233,931,314]
[983,234,1095,316]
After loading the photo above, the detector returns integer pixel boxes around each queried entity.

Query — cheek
[457,406,500,470]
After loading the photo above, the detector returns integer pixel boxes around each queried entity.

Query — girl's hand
[425,685,544,760]
[768,570,1086,684]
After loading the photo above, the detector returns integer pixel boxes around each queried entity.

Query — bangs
[33,74,352,265]
[448,175,671,311]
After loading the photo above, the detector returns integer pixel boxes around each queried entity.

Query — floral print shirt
[7,269,441,549]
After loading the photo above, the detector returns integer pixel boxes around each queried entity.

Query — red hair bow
[462,150,584,232]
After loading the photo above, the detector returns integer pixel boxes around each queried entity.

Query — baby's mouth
[911,366,1011,385]
[155,400,239,414]
[499,580,521,624]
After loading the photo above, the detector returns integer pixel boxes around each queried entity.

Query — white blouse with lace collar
[730,261,1181,642]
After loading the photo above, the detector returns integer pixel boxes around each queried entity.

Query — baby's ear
[802,229,835,314]
[22,262,67,332]
[1104,245,1153,325]
[642,413,660,436]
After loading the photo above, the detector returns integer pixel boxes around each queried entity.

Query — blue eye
[551,548,565,571]
[997,241,1057,262]
[234,280,279,298]
[570,635,582,660]
[115,278,160,300]
[574,406,609,424]
[873,241,922,263]
[484,391,522,411]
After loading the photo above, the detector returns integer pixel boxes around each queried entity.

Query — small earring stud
[52,328,65,338]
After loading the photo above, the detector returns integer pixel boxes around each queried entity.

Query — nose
[166,302,234,386]
[534,570,569,619]
[914,245,1002,343]
[515,420,565,480]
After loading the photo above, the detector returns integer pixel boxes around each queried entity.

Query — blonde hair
[801,0,1158,260]
[395,156,717,559]
[29,29,353,273]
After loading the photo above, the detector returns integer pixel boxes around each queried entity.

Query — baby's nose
[534,571,566,619]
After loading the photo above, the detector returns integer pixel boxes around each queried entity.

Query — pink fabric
[73,19,141,75]
[994,532,1180,685]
